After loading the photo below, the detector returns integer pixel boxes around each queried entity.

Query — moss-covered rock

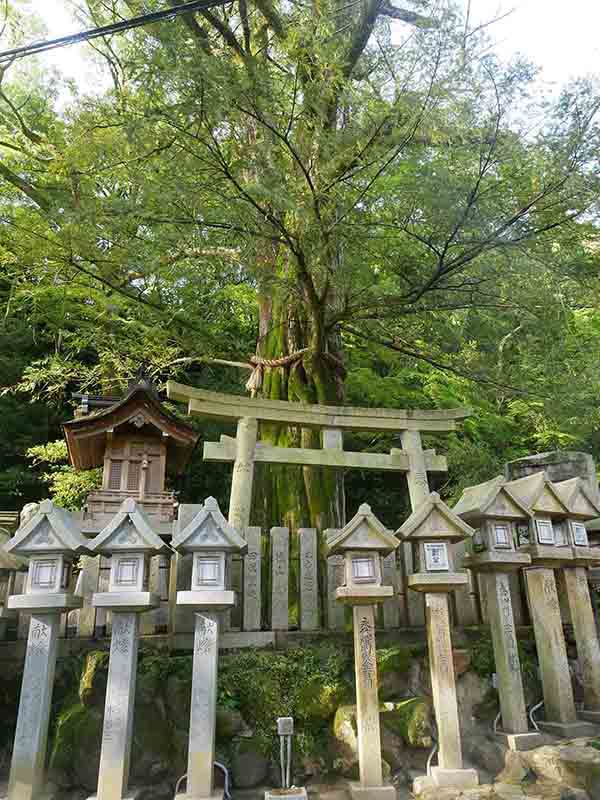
[130,698,173,782]
[332,705,358,776]
[381,698,432,748]
[230,737,269,788]
[49,703,103,790]
[332,702,410,777]
[78,651,109,707]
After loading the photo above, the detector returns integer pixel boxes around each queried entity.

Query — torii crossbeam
[167,381,470,532]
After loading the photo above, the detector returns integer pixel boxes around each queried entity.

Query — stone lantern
[397,492,478,792]
[505,472,595,737]
[0,513,23,640]
[553,477,600,723]
[326,503,400,800]
[506,472,574,567]
[454,477,540,751]
[87,498,168,800]
[4,500,88,800]
[172,497,247,800]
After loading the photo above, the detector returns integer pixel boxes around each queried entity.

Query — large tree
[0,0,599,528]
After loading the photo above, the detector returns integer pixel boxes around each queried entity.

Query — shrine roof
[167,381,470,433]
[63,380,199,471]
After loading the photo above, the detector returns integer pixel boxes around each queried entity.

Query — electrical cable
[0,0,230,64]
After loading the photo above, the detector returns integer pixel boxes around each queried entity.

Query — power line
[0,0,229,64]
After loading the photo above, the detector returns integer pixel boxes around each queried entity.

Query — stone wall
[504,451,599,496]
[0,640,510,800]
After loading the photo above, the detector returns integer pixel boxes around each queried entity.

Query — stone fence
[0,528,536,646]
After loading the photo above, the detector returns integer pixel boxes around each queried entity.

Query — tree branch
[379,2,434,26]
[0,161,50,209]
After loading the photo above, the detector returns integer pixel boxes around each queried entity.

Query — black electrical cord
[0,0,230,64]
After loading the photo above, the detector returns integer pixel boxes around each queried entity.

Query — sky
[28,0,600,94]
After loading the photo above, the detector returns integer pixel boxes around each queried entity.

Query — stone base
[579,710,600,723]
[92,592,160,612]
[177,590,235,610]
[9,593,83,613]
[175,791,224,800]
[413,768,478,794]
[495,730,544,751]
[349,783,396,800]
[536,720,599,738]
[265,789,308,800]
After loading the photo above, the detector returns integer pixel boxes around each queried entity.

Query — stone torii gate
[167,382,470,623]
[167,381,469,528]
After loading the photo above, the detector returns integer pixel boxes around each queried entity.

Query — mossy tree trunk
[253,283,345,535]
[251,262,346,625]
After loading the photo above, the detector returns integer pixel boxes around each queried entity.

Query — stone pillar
[8,614,60,800]
[76,556,100,638]
[481,572,535,746]
[300,528,319,630]
[96,612,140,800]
[228,417,258,533]
[400,430,427,626]
[349,606,394,800]
[271,527,289,631]
[186,613,220,800]
[425,593,462,770]
[323,428,346,527]
[453,542,478,626]
[326,553,345,631]
[382,553,400,629]
[563,566,600,716]
[243,527,262,631]
[524,568,589,737]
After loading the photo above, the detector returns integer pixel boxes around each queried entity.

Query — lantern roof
[88,498,168,554]
[398,492,474,542]
[0,531,26,571]
[62,378,198,472]
[326,503,400,555]
[4,499,88,556]
[453,475,532,524]
[504,471,570,517]
[552,477,600,521]
[172,497,247,553]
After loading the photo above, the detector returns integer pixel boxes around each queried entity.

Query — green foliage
[377,646,412,676]
[0,0,599,531]
[469,633,539,688]
[383,698,431,747]
[26,440,101,510]
[217,644,353,758]
[469,635,497,678]
[49,702,103,772]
